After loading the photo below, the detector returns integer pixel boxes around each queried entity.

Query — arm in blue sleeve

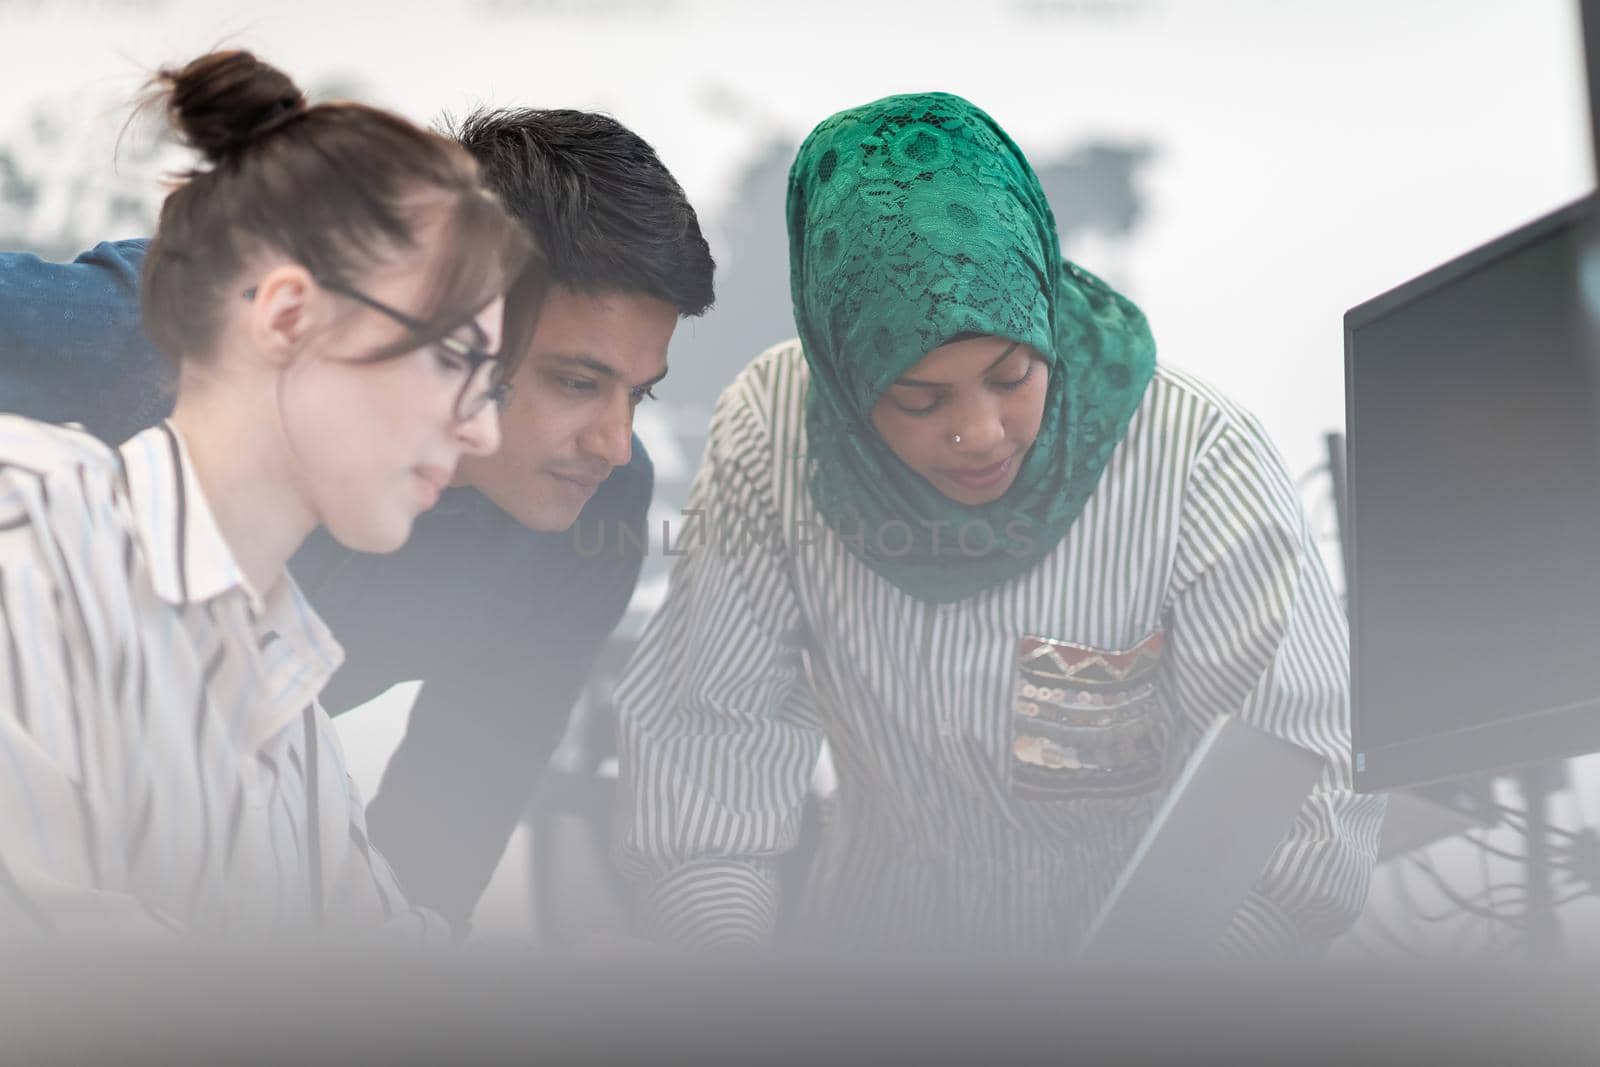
[0,239,174,444]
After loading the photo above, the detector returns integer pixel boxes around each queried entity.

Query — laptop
[1077,714,1326,964]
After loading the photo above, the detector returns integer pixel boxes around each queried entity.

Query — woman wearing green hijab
[616,93,1381,958]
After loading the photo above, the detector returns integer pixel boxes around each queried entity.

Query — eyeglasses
[243,278,510,423]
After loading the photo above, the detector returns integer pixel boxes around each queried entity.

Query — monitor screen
[1347,195,1600,790]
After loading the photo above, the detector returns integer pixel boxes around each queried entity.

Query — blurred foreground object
[0,947,1596,1066]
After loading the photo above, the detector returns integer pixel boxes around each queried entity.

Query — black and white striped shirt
[616,341,1384,958]
[0,417,443,940]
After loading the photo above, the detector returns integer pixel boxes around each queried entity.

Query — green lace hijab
[788,92,1158,603]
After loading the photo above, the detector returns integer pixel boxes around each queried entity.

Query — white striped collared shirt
[0,416,443,940]
[616,341,1385,958]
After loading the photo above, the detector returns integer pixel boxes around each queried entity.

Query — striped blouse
[0,416,443,940]
[616,342,1385,958]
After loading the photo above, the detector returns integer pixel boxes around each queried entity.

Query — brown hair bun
[157,49,308,164]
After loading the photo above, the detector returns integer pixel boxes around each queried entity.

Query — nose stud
[951,434,962,444]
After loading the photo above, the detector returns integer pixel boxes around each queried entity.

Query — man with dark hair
[0,106,716,934]
[447,109,711,532]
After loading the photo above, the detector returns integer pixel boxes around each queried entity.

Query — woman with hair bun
[0,50,532,939]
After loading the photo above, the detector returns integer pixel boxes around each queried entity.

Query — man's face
[457,285,675,531]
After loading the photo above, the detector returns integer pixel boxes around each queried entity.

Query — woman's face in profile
[868,334,1049,507]
[281,263,507,555]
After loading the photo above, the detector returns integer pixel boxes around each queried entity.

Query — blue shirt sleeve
[0,238,175,444]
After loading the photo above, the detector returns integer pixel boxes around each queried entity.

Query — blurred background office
[1,0,1593,956]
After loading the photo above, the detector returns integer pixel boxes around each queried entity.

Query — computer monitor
[1346,194,1600,791]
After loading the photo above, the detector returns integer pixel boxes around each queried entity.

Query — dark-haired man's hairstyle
[450,108,715,317]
